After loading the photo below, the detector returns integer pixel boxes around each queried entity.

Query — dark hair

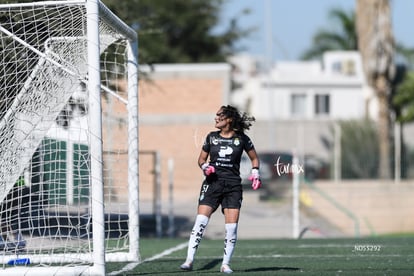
[221,105,255,133]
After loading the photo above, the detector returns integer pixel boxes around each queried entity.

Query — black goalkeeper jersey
[202,131,255,181]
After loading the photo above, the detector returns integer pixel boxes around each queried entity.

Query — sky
[219,0,414,62]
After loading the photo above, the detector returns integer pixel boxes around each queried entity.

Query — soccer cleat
[220,264,233,274]
[180,261,193,271]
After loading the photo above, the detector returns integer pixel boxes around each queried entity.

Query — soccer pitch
[106,235,414,275]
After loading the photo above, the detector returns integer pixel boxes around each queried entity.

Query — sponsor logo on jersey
[211,137,219,145]
[218,146,233,157]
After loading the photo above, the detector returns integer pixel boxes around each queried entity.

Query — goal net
[0,0,139,275]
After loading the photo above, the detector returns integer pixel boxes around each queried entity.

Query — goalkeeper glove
[201,163,215,176]
[248,168,261,190]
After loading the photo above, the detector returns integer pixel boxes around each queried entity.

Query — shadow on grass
[244,266,301,272]
[199,258,222,271]
[122,261,301,275]
[198,259,300,273]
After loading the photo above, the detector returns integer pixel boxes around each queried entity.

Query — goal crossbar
[0,1,137,42]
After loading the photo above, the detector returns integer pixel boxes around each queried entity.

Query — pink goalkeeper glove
[248,168,261,190]
[201,163,215,176]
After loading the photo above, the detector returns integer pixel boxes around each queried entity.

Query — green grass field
[106,235,414,275]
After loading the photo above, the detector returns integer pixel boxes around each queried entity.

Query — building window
[342,59,356,75]
[315,94,330,115]
[291,94,307,117]
[331,59,356,76]
[332,61,342,73]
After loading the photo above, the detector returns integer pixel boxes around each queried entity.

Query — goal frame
[0,0,139,275]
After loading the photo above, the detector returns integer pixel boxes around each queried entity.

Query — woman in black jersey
[180,105,261,274]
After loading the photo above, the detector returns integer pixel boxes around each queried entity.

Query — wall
[302,180,414,236]
[138,64,231,205]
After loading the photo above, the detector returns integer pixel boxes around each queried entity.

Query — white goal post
[0,0,139,275]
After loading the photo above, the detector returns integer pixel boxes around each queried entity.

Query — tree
[394,71,414,123]
[0,0,253,125]
[102,0,252,64]
[339,119,379,179]
[303,4,413,179]
[356,0,395,179]
[301,8,357,60]
[393,46,414,124]
[0,0,252,64]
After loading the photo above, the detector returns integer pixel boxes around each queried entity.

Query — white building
[227,51,384,165]
[231,51,377,121]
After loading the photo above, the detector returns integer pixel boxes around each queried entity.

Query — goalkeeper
[180,105,261,274]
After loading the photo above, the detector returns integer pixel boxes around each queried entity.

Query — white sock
[222,223,238,265]
[185,214,209,263]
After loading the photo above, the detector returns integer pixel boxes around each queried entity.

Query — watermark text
[274,156,305,176]
[352,244,382,253]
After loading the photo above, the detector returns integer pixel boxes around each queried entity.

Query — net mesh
[0,1,136,268]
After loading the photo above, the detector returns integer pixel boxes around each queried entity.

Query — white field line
[107,242,188,275]
[243,254,411,258]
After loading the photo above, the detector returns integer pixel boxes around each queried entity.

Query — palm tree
[301,8,357,60]
[301,3,413,179]
[356,0,395,179]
